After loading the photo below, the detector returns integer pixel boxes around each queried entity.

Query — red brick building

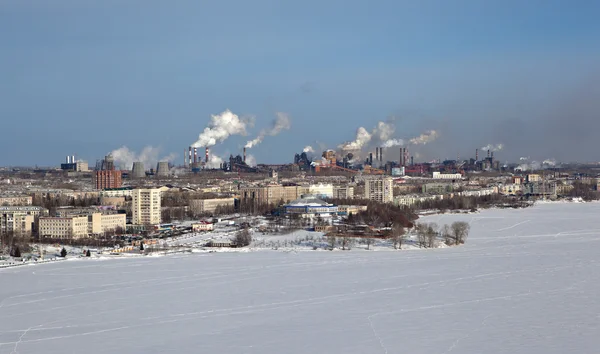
[94,170,122,190]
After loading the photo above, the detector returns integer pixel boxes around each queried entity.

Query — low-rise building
[333,186,355,199]
[394,194,444,207]
[337,205,368,216]
[422,183,454,194]
[284,196,338,218]
[190,198,235,215]
[192,221,214,232]
[498,184,524,196]
[100,187,134,198]
[39,216,89,239]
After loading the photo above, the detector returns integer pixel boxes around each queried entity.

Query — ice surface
[2,202,600,353]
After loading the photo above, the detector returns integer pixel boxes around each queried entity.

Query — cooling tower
[131,162,146,178]
[156,161,170,177]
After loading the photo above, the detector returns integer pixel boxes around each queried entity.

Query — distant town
[1,144,599,262]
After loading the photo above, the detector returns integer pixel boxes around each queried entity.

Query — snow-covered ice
[2,202,600,353]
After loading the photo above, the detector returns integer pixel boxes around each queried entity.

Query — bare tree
[234,227,252,247]
[364,237,374,250]
[415,223,428,248]
[451,221,470,245]
[391,224,405,250]
[425,222,438,248]
[441,224,453,245]
[326,235,337,250]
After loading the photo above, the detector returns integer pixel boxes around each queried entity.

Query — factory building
[60,155,89,172]
[365,177,394,203]
[132,188,161,225]
[190,198,236,215]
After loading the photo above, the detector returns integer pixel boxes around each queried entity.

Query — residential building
[365,177,394,203]
[308,183,334,199]
[0,206,48,236]
[422,183,454,194]
[333,186,355,199]
[100,187,134,198]
[240,185,308,205]
[190,198,235,215]
[394,194,444,207]
[132,188,161,225]
[0,195,33,206]
[39,216,89,239]
[432,172,463,180]
[93,170,122,190]
[527,174,542,183]
[284,196,338,218]
[53,207,126,236]
[498,184,524,196]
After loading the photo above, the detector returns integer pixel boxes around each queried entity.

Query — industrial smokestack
[475,149,479,161]
[487,150,490,158]
[189,147,192,166]
[369,152,373,166]
[193,148,198,164]
[411,156,414,166]
[379,147,383,163]
[66,156,70,164]
[491,151,494,160]
[205,147,209,163]
[72,155,76,164]
[243,147,246,163]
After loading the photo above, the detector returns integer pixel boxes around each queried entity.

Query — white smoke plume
[245,112,292,149]
[338,127,372,151]
[520,157,530,161]
[409,130,439,145]
[382,138,405,148]
[303,145,314,153]
[373,121,395,142]
[192,110,250,148]
[205,154,224,169]
[516,161,542,171]
[244,154,257,167]
[542,158,557,167]
[481,144,504,152]
[110,146,175,170]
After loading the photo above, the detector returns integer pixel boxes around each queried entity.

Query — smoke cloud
[382,139,405,148]
[409,130,439,145]
[192,110,250,148]
[481,144,504,152]
[303,146,314,153]
[244,154,257,167]
[338,127,372,151]
[205,154,224,169]
[110,146,175,170]
[245,112,292,149]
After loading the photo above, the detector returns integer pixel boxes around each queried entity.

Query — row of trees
[414,221,471,248]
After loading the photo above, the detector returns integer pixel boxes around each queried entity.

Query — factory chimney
[379,147,383,163]
[72,155,76,164]
[243,147,247,163]
[487,150,490,158]
[410,156,414,166]
[369,152,373,166]
[184,149,187,167]
[475,149,479,161]
[66,156,70,164]
[189,147,192,166]
[205,147,209,164]
[491,151,494,160]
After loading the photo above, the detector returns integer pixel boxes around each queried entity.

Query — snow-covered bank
[2,202,600,354]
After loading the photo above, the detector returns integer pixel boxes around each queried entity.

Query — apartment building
[132,188,161,225]
[0,195,33,206]
[239,185,308,205]
[365,177,394,203]
[0,206,48,235]
[54,207,127,236]
[190,198,235,214]
[39,216,89,239]
[333,186,355,199]
[93,170,123,190]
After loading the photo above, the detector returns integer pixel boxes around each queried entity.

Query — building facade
[94,170,123,190]
[132,188,161,225]
[39,216,89,239]
[0,195,33,206]
[333,186,355,199]
[0,206,48,236]
[365,177,394,203]
[432,172,463,180]
[190,198,235,214]
[284,196,338,218]
[240,185,309,205]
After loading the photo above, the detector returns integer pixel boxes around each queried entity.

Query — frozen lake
[2,202,600,353]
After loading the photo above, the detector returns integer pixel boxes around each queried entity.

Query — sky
[1,0,599,167]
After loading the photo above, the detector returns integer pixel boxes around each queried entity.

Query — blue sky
[1,0,599,166]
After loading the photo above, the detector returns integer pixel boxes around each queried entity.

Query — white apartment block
[0,195,33,206]
[132,188,161,225]
[190,198,235,214]
[432,172,463,180]
[365,177,394,203]
[333,186,355,199]
[39,216,89,239]
[0,206,48,235]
